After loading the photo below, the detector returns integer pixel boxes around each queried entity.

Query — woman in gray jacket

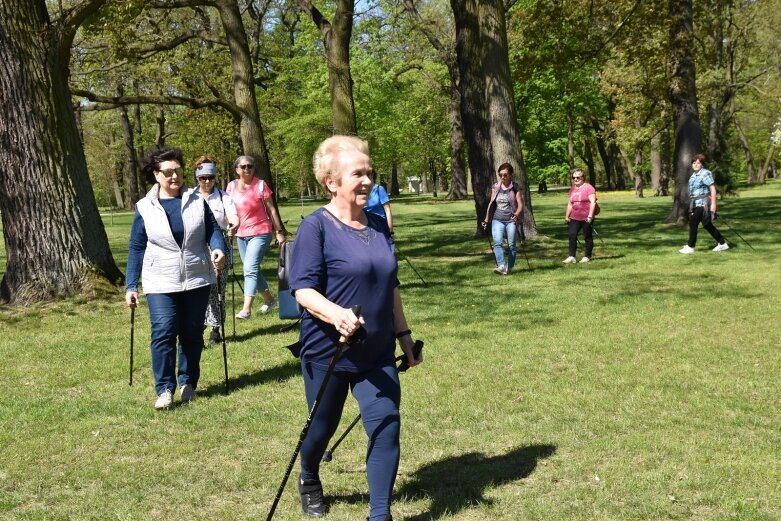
[125,147,226,410]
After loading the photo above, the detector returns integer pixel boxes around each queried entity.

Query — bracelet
[395,329,412,339]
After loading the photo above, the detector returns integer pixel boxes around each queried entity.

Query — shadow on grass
[199,358,300,398]
[396,444,557,520]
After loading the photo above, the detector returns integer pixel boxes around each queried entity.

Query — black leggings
[688,207,725,248]
[568,219,593,258]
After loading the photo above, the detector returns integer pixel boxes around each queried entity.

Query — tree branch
[72,88,240,118]
[294,0,332,39]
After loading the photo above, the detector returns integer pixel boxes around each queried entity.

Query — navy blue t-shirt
[289,208,398,372]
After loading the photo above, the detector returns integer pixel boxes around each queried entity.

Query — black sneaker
[367,516,393,521]
[209,327,221,345]
[298,478,326,517]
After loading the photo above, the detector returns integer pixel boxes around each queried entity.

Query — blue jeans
[300,361,401,521]
[491,219,517,269]
[237,233,272,297]
[147,285,210,395]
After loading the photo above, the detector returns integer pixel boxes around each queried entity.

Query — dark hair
[497,162,514,175]
[140,146,184,184]
[692,153,706,165]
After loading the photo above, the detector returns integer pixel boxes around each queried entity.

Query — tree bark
[650,131,662,195]
[0,0,123,303]
[480,0,536,237]
[667,0,703,223]
[451,0,495,235]
[116,83,140,209]
[296,0,357,134]
[733,114,757,183]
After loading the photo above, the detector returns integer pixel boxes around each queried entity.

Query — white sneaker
[235,309,251,319]
[180,384,196,404]
[563,256,577,264]
[712,243,730,252]
[154,390,173,410]
[678,245,695,254]
[493,265,507,275]
[260,299,277,314]
[579,257,590,263]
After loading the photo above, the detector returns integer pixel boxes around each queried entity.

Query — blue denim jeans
[237,233,272,297]
[147,285,210,395]
[299,361,401,521]
[491,219,517,269]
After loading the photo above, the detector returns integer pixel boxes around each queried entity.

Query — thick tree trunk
[591,118,613,189]
[0,0,123,303]
[451,0,495,235]
[758,142,776,183]
[446,81,468,200]
[390,162,399,196]
[478,0,536,237]
[584,134,596,186]
[667,0,703,223]
[650,132,662,195]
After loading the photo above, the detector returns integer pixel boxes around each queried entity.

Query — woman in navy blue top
[288,136,422,521]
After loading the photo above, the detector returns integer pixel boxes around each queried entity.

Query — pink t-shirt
[227,178,273,237]
[568,183,596,221]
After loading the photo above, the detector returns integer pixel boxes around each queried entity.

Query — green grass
[1,183,780,520]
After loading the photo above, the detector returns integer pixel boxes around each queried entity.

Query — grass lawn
[1,182,779,520]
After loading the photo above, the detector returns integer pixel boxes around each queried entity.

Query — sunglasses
[572,176,584,180]
[238,164,254,170]
[158,167,183,177]
[198,176,215,181]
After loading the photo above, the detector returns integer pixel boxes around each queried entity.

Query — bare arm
[392,287,422,367]
[264,199,287,244]
[294,288,363,336]
[383,203,394,234]
[709,184,718,213]
[587,193,597,220]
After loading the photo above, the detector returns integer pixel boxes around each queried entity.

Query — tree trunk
[733,115,757,183]
[451,0,495,235]
[591,118,613,189]
[0,0,123,303]
[116,83,140,209]
[633,144,644,198]
[297,0,357,135]
[155,105,166,147]
[446,80,468,200]
[566,104,576,169]
[584,134,596,186]
[650,132,662,195]
[758,142,776,183]
[390,161,399,196]
[478,0,536,237]
[667,0,703,223]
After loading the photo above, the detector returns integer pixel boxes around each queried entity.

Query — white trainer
[678,245,695,254]
[493,265,507,275]
[155,390,173,410]
[712,243,730,252]
[260,300,277,314]
[579,257,590,263]
[563,256,577,264]
[180,384,196,404]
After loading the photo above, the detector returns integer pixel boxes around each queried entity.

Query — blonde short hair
[313,135,370,188]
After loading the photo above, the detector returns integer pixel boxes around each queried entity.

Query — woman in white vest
[226,155,286,319]
[193,155,239,345]
[125,147,227,410]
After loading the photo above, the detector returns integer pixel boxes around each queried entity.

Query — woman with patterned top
[481,162,524,275]
[678,154,729,254]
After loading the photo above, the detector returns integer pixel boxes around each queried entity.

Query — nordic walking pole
[322,339,424,463]
[129,296,136,386]
[513,218,531,270]
[393,242,427,286]
[591,223,606,246]
[715,213,755,251]
[266,305,362,521]
[216,270,230,395]
[229,235,237,340]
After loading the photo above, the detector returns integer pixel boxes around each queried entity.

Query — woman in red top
[563,168,597,263]
[227,155,286,318]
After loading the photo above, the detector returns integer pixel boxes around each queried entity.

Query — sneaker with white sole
[493,265,507,275]
[579,257,590,263]
[712,243,730,252]
[678,245,695,254]
[154,390,173,410]
[180,384,196,404]
[260,300,277,314]
[235,309,251,319]
[563,256,577,264]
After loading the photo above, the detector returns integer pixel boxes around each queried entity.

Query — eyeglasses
[158,167,183,177]
[238,164,254,170]
[198,176,215,182]
[572,176,584,180]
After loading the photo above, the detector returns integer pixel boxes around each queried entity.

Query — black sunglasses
[238,164,254,170]
[572,176,584,180]
[198,176,216,181]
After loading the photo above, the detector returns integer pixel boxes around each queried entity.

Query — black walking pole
[229,236,237,339]
[322,339,424,462]
[266,305,362,521]
[591,222,606,246]
[216,270,230,394]
[514,220,531,270]
[393,242,427,286]
[715,213,755,251]
[129,296,136,386]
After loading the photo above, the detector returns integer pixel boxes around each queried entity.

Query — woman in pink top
[227,155,286,318]
[563,168,597,263]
